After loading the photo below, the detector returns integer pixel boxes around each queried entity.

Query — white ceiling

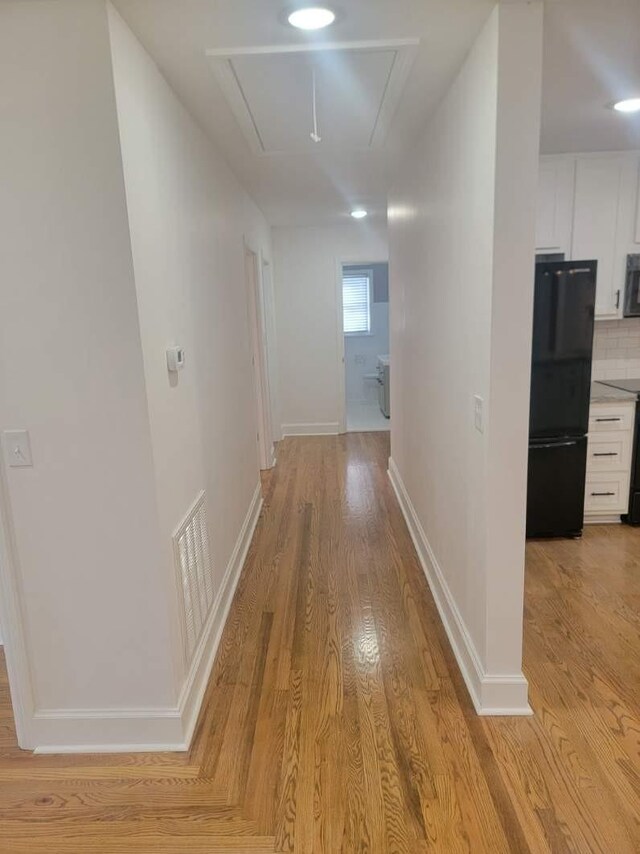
[111,0,494,226]
[112,0,640,226]
[541,0,640,155]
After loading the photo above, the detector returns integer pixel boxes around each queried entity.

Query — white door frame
[335,257,389,434]
[0,462,34,749]
[244,242,275,470]
[260,258,281,445]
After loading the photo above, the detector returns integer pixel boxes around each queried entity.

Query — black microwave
[623,254,640,317]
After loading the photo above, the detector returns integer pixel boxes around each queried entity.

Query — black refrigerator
[526,260,597,538]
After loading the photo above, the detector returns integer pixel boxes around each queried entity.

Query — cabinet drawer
[584,473,628,514]
[586,431,632,472]
[588,404,634,433]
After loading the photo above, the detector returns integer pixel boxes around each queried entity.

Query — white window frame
[342,268,373,336]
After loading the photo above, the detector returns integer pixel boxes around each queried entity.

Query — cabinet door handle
[593,452,618,457]
[595,417,621,422]
[590,491,616,496]
[616,289,621,309]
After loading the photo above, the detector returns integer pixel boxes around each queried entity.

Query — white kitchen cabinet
[586,432,632,472]
[536,152,640,319]
[613,157,640,308]
[572,156,624,318]
[588,403,635,434]
[536,157,575,255]
[570,154,640,319]
[585,472,629,515]
[585,400,635,522]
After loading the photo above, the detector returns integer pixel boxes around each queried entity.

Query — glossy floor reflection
[0,433,638,852]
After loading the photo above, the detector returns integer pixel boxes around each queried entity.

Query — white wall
[108,5,272,691]
[272,223,388,434]
[0,0,271,751]
[0,0,174,737]
[344,264,389,405]
[388,2,543,713]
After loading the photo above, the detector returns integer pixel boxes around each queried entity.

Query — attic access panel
[207,40,419,155]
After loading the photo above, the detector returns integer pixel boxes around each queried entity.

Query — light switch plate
[2,430,33,467]
[473,395,484,434]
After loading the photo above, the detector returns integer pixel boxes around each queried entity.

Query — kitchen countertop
[590,382,638,403]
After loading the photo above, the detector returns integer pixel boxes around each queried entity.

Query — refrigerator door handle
[549,272,562,352]
[531,440,579,450]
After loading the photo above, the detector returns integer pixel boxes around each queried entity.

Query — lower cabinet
[585,401,635,521]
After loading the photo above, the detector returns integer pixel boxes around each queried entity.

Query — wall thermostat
[166,346,185,372]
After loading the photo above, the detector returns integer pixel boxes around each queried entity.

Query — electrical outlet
[354,354,366,365]
[473,395,484,434]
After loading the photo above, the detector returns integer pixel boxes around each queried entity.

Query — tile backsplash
[592,319,640,380]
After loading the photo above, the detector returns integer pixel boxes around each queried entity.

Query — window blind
[343,271,371,334]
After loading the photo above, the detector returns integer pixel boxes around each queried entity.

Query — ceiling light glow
[288,6,336,30]
[351,209,368,219]
[613,98,640,114]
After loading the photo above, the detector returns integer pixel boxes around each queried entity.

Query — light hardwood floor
[0,433,638,852]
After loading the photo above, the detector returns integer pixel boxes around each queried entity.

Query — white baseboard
[584,514,621,525]
[281,422,340,436]
[32,710,186,755]
[32,484,264,754]
[388,458,531,716]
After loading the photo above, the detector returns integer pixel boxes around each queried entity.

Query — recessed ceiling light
[351,209,368,219]
[613,97,640,113]
[288,6,336,30]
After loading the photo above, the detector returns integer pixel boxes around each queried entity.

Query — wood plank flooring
[0,433,638,852]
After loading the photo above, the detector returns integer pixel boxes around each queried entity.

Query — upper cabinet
[572,156,627,318]
[536,157,574,255]
[537,152,640,320]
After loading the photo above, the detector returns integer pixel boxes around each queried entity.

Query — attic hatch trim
[206,39,420,156]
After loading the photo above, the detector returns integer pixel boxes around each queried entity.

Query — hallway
[0,433,638,852]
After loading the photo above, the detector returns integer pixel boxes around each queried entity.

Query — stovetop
[600,378,640,394]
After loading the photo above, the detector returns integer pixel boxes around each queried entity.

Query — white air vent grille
[173,492,214,665]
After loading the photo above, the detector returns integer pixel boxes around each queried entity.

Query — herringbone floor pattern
[0,434,638,852]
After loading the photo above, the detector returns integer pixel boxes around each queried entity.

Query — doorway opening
[341,262,390,432]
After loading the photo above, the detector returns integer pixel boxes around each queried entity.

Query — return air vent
[173,492,214,665]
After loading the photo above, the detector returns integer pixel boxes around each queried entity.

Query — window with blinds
[342,269,372,334]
